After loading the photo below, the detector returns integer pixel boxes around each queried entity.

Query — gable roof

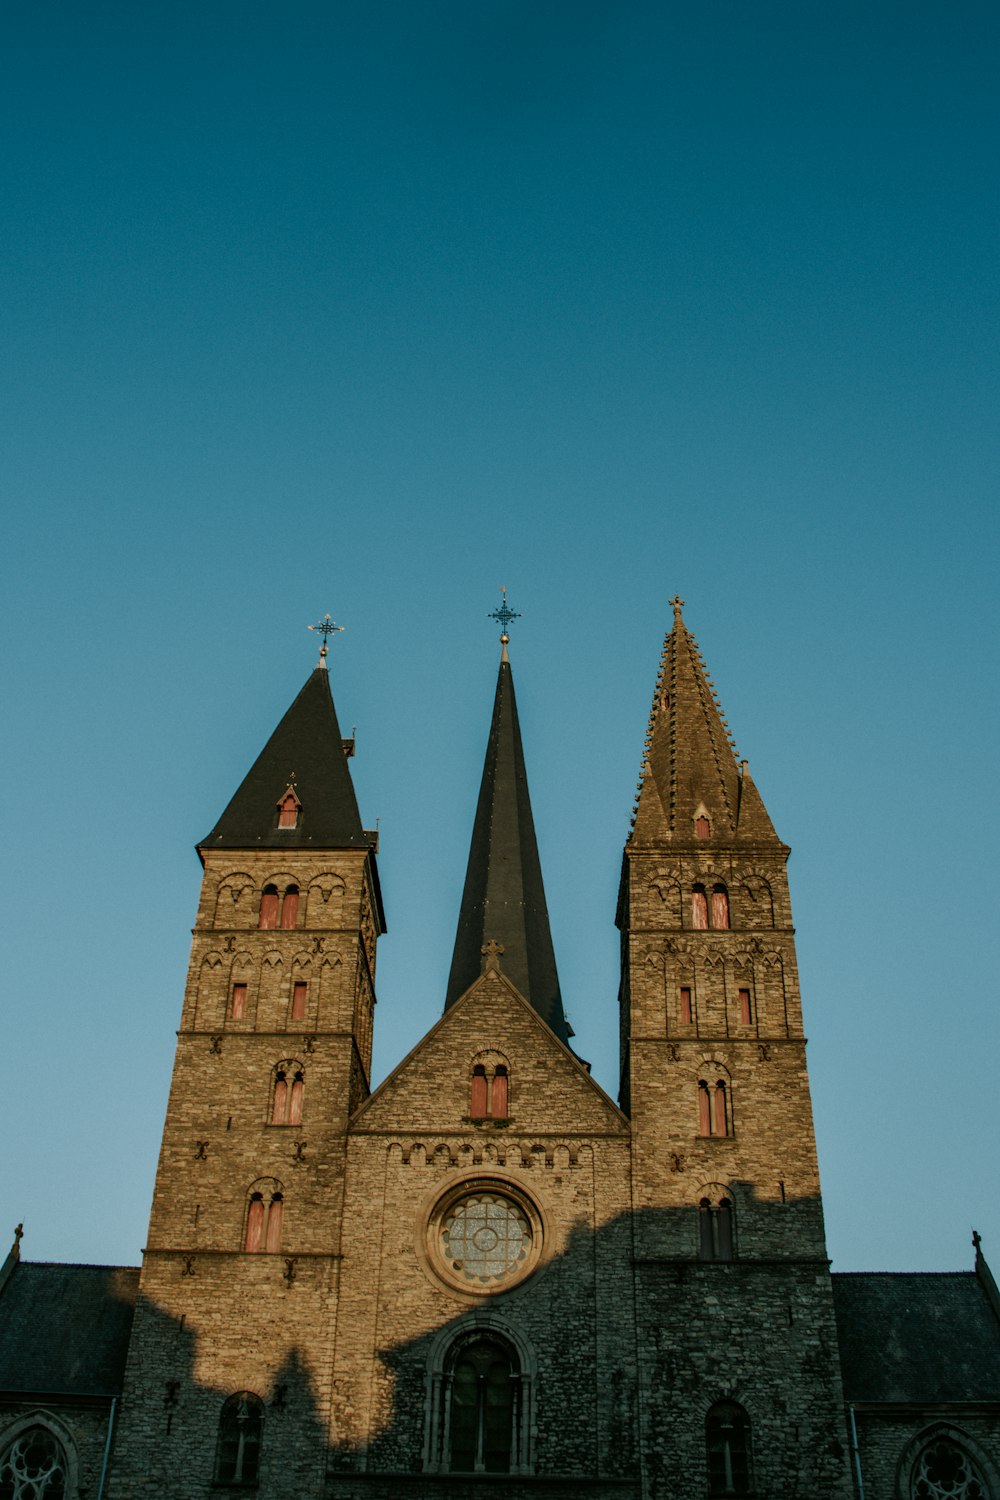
[355,964,627,1135]
[200,665,368,851]
[832,1271,1000,1403]
[0,1261,139,1396]
[445,650,570,1043]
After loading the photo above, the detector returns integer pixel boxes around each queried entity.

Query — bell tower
[618,598,853,1496]
[111,631,384,1500]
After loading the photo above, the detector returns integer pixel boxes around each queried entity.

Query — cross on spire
[308,613,344,665]
[669,594,685,618]
[488,587,521,646]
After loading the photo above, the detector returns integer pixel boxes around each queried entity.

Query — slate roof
[200,665,368,851]
[832,1271,1000,1404]
[445,650,570,1044]
[0,1261,139,1397]
[631,598,780,846]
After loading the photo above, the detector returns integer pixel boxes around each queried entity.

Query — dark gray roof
[445,654,570,1044]
[0,1262,139,1396]
[832,1271,1000,1404]
[200,666,367,851]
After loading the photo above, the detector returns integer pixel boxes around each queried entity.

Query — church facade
[3,602,1000,1500]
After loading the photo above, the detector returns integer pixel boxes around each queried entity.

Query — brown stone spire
[629,596,780,845]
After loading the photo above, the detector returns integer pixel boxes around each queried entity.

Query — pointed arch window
[695,815,711,840]
[280,885,299,929]
[698,1079,730,1137]
[258,885,279,930]
[699,1194,735,1261]
[277,787,300,829]
[270,1065,304,1126]
[215,1393,264,1486]
[244,1185,284,1252]
[0,1426,68,1500]
[692,886,709,929]
[912,1438,989,1499]
[706,1401,753,1496]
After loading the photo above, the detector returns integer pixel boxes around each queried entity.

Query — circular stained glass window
[441,1192,533,1286]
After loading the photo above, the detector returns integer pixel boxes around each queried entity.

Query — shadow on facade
[105,1184,858,1499]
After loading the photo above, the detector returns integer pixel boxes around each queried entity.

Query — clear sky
[2,1,998,1273]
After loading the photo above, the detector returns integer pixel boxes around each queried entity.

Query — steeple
[630,595,779,845]
[200,664,367,850]
[445,639,570,1044]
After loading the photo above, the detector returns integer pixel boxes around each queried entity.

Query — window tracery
[0,1426,67,1500]
[913,1439,989,1499]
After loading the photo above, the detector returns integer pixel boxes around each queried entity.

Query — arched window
[280,885,299,929]
[737,987,752,1025]
[912,1438,989,1499]
[711,884,730,930]
[691,886,709,929]
[258,885,279,930]
[698,1079,730,1137]
[270,1065,304,1126]
[230,982,248,1020]
[491,1066,508,1120]
[290,980,307,1021]
[244,1185,284,1252]
[706,1401,753,1496]
[215,1393,264,1486]
[699,1195,735,1261]
[679,985,693,1024]
[470,1066,488,1118]
[447,1336,519,1473]
[696,815,711,840]
[0,1426,68,1500]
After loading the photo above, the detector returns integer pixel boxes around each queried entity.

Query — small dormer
[276,784,301,830]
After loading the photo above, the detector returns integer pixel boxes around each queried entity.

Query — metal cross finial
[488,586,521,645]
[308,613,344,663]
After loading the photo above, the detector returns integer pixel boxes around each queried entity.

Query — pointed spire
[201,665,367,849]
[445,634,570,1043]
[631,597,780,845]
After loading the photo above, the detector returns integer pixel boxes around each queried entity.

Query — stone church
[3,600,1000,1500]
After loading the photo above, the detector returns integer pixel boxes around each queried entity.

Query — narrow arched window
[491,1065,509,1119]
[271,1071,288,1125]
[738,987,752,1025]
[0,1427,68,1500]
[290,980,307,1021]
[258,885,279,930]
[912,1438,988,1498]
[706,1401,752,1496]
[692,886,709,929]
[448,1337,517,1473]
[288,1071,304,1125]
[244,1187,283,1252]
[699,1196,735,1261]
[470,1066,488,1119]
[280,885,299,929]
[679,986,693,1024]
[695,815,711,840]
[231,982,247,1020]
[277,790,299,829]
[711,885,730,930]
[698,1079,731,1137]
[215,1393,263,1486]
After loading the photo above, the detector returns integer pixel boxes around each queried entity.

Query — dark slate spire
[630,596,780,846]
[200,664,368,850]
[445,647,570,1043]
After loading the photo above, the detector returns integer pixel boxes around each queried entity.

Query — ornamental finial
[669,594,685,619]
[488,587,521,661]
[308,613,344,667]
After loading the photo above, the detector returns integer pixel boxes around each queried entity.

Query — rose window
[441,1193,532,1286]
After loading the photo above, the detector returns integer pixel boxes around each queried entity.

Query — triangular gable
[353,969,628,1138]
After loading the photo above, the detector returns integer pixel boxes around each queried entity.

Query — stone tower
[110,652,384,1499]
[618,596,853,1495]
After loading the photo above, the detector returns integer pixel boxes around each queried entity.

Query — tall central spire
[445,608,570,1043]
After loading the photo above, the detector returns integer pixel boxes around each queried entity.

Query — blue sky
[2,1,998,1272]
